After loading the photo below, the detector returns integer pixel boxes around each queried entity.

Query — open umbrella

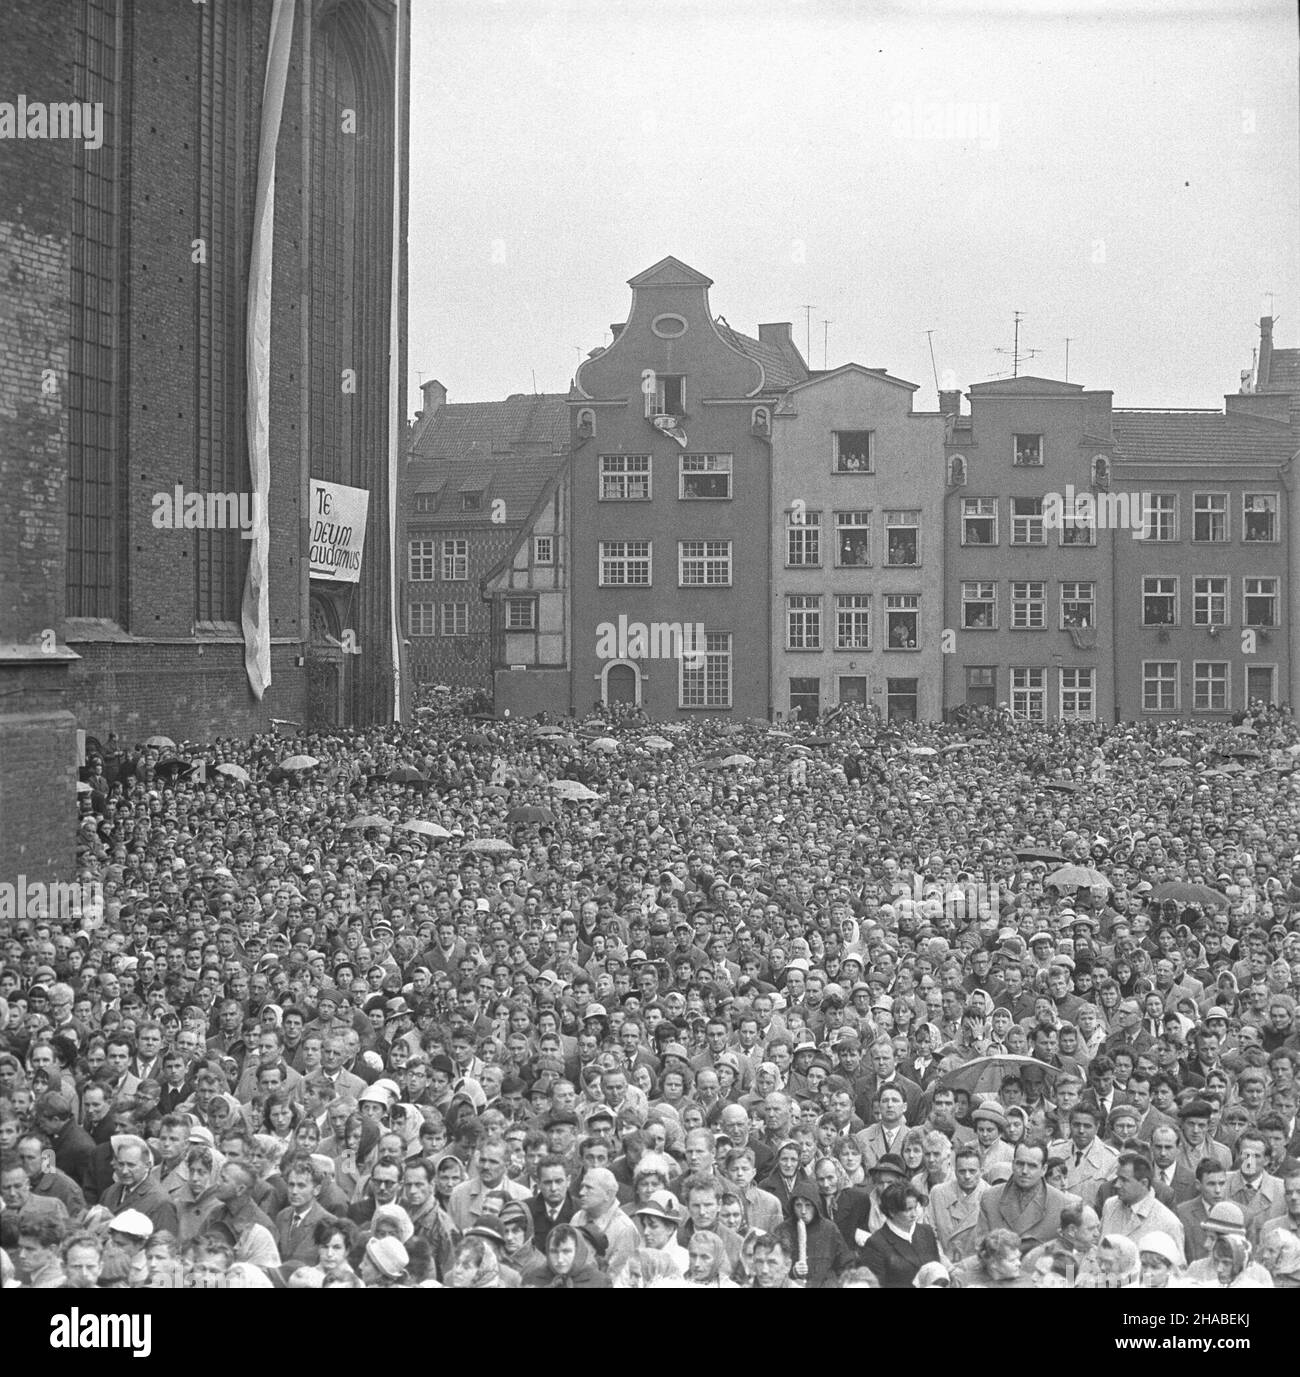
[906,746,938,757]
[399,820,451,839]
[470,712,496,721]
[1147,881,1229,908]
[805,736,833,748]
[507,805,557,826]
[280,755,319,770]
[463,838,516,855]
[767,730,794,739]
[1226,749,1262,761]
[657,724,689,735]
[1158,756,1191,769]
[642,736,673,751]
[1217,762,1246,774]
[343,814,391,829]
[547,780,601,801]
[1231,724,1258,736]
[387,765,427,784]
[145,734,176,749]
[1016,847,1067,863]
[718,754,756,768]
[534,726,567,737]
[589,738,619,752]
[937,1055,1059,1096]
[154,758,193,780]
[1045,864,1110,890]
[215,763,250,783]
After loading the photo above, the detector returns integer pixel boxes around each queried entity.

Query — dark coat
[860,1221,943,1289]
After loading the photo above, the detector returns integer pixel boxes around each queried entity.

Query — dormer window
[413,494,437,514]
[461,492,482,512]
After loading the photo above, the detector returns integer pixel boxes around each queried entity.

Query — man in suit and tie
[274,1154,336,1266]
[1226,1129,1286,1238]
[303,1035,367,1106]
[853,1041,923,1127]
[1148,1125,1199,1203]
[1065,1103,1119,1206]
[527,1155,577,1250]
[926,1146,987,1261]
[1176,1159,1230,1262]
[856,1085,911,1170]
[977,1142,1078,1248]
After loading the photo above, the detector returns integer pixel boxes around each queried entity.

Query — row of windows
[1139,576,1278,627]
[411,598,541,635]
[1140,662,1277,712]
[954,493,1278,545]
[412,491,486,515]
[785,510,921,567]
[957,667,1098,721]
[409,536,555,582]
[785,593,923,651]
[596,540,745,586]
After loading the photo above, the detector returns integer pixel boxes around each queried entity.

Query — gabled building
[942,377,1117,722]
[770,366,948,721]
[400,384,568,697]
[567,257,808,718]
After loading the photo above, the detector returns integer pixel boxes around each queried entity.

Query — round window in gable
[651,313,688,339]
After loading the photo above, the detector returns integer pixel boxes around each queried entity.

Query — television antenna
[800,305,817,361]
[993,311,1042,378]
[822,319,832,370]
[924,329,940,394]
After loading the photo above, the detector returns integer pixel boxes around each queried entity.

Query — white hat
[109,1208,154,1239]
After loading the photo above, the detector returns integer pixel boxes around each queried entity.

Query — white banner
[239,0,296,700]
[309,480,370,582]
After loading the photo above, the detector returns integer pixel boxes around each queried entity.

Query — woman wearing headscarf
[447,1236,504,1289]
[521,1223,611,1289]
[685,1229,739,1288]
[1199,1234,1273,1289]
[1256,1228,1300,1289]
[1138,1231,1186,1288]
[1078,1234,1142,1288]
[498,1199,544,1276]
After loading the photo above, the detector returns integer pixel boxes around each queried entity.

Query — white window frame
[1142,575,1179,626]
[786,511,822,567]
[1011,580,1046,629]
[884,510,920,567]
[679,631,732,709]
[408,539,436,581]
[834,511,872,568]
[440,602,469,636]
[1010,496,1046,546]
[785,594,823,651]
[1010,667,1046,719]
[600,454,652,501]
[409,602,437,636]
[679,539,732,587]
[834,594,871,650]
[1059,667,1096,722]
[1142,661,1179,712]
[1013,433,1044,466]
[885,594,920,649]
[1192,661,1229,712]
[1192,576,1229,627]
[1242,493,1278,543]
[441,539,469,581]
[678,453,732,500]
[1192,492,1229,543]
[1142,493,1177,542]
[833,430,875,473]
[599,540,652,587]
[1243,577,1278,627]
[962,581,997,630]
[1060,580,1095,629]
[961,497,998,546]
[533,535,555,565]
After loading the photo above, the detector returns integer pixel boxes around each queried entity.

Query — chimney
[420,378,447,415]
[609,323,625,339]
[1256,316,1274,390]
[939,389,961,418]
[758,322,793,349]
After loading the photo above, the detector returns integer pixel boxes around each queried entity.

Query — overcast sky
[408,0,1298,416]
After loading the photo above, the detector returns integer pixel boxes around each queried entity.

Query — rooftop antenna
[994,311,1042,378]
[924,329,940,395]
[822,319,832,370]
[1064,337,1074,383]
[800,305,817,362]
[531,369,538,395]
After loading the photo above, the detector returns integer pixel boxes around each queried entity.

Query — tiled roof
[1113,410,1294,467]
[713,320,808,390]
[403,393,569,526]
[410,393,570,462]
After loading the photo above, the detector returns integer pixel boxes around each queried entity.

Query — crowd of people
[2,690,1299,1290]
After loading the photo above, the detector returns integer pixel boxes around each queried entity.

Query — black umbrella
[1016,848,1067,863]
[387,766,427,784]
[507,805,557,826]
[1044,780,1081,794]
